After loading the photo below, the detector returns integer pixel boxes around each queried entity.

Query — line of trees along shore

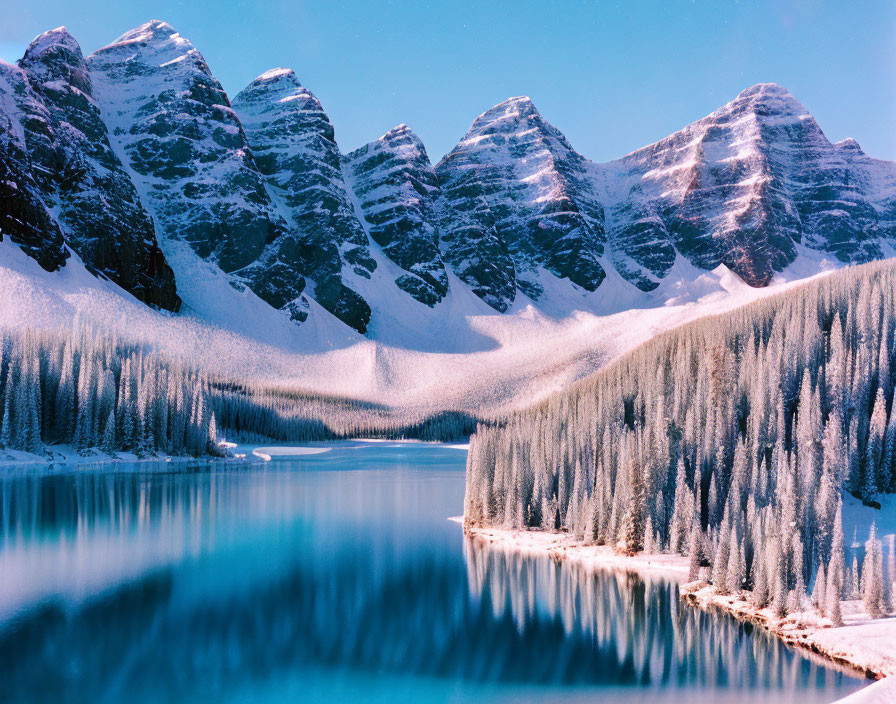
[0,329,475,459]
[465,260,896,621]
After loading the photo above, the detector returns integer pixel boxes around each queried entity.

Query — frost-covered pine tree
[812,563,827,614]
[462,262,896,616]
[863,524,888,617]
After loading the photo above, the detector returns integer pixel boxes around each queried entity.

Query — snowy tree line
[209,383,477,442]
[464,260,896,619]
[0,325,476,459]
[0,326,222,456]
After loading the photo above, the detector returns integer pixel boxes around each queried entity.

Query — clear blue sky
[2,1,893,163]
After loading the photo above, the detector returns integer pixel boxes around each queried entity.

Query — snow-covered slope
[3,20,896,417]
[0,235,840,417]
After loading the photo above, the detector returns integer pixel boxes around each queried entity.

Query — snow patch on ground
[835,677,896,703]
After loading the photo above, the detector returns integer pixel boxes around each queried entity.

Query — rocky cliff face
[3,20,896,337]
[17,28,179,310]
[603,83,890,289]
[0,61,69,272]
[87,21,286,310]
[345,125,447,306]
[436,96,606,311]
[232,68,375,332]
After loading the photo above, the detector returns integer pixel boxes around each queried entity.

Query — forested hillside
[0,326,475,460]
[465,260,896,618]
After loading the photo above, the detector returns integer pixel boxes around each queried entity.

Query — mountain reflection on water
[0,444,868,703]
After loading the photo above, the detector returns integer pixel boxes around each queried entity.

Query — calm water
[0,442,868,703]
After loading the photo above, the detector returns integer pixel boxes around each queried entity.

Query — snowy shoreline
[461,521,896,696]
[0,438,466,470]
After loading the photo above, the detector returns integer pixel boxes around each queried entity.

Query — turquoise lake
[0,442,869,703]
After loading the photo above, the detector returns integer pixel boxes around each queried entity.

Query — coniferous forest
[464,260,896,620]
[0,327,476,459]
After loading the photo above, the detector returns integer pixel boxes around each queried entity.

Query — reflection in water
[464,537,843,692]
[0,447,869,703]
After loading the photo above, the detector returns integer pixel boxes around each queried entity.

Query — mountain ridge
[1,20,894,341]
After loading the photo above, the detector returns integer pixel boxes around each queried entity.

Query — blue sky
[1,1,893,163]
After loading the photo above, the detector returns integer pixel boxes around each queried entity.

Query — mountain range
[2,20,895,336]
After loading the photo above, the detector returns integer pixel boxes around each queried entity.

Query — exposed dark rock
[18,27,179,310]
[345,124,447,306]
[233,68,375,332]
[436,96,606,311]
[87,21,285,309]
[0,61,69,271]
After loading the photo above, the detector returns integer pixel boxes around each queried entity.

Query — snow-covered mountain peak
[604,81,887,292]
[461,95,553,142]
[255,67,300,84]
[88,18,287,308]
[233,65,377,332]
[20,26,91,94]
[374,124,429,160]
[475,95,538,121]
[93,20,206,78]
[344,123,447,307]
[836,137,865,155]
[23,27,82,59]
[237,67,326,121]
[717,82,811,127]
[109,19,181,46]
[733,81,799,101]
[436,94,605,311]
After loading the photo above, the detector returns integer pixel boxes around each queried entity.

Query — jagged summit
[459,96,550,142]
[255,67,299,83]
[734,81,799,100]
[23,26,82,58]
[20,26,91,94]
[345,123,446,306]
[473,95,538,121]
[90,20,208,79]
[836,137,864,154]
[88,19,284,306]
[233,66,376,332]
[238,67,325,121]
[374,124,429,158]
[716,82,810,121]
[109,19,181,46]
[436,93,605,311]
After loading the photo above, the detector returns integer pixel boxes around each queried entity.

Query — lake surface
[0,442,868,703]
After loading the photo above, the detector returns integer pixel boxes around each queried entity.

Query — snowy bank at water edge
[682,582,896,679]
[461,522,896,682]
[459,523,690,583]
[0,441,243,469]
[835,677,896,703]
